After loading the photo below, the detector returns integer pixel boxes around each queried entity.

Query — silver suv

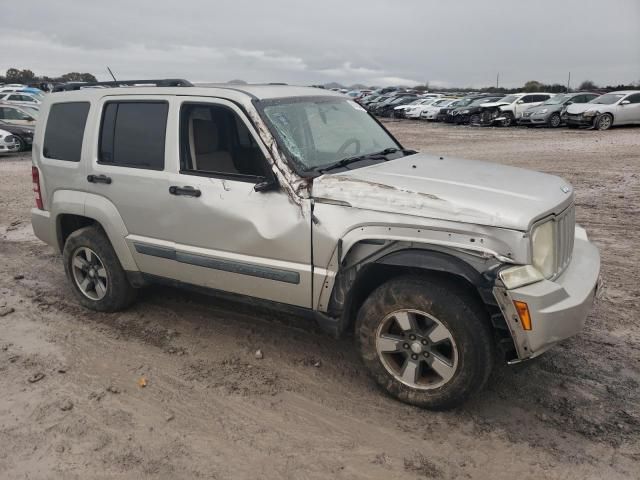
[31,80,601,409]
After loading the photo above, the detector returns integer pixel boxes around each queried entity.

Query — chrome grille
[553,204,575,277]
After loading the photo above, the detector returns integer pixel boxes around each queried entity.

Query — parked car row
[355,87,640,130]
[0,83,43,152]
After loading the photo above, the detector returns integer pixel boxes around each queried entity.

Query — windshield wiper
[315,148,416,174]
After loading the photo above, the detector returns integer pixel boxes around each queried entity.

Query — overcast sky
[2,0,639,88]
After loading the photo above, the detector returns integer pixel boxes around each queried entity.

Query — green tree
[60,72,97,83]
[578,80,597,90]
[5,68,21,82]
[523,80,543,92]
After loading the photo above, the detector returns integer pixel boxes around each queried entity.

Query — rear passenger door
[86,96,175,278]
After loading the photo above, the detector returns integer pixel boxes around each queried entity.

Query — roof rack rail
[52,79,193,92]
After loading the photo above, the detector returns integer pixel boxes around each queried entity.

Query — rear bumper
[494,227,600,361]
[31,208,57,249]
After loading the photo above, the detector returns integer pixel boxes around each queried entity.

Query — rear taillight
[32,166,43,210]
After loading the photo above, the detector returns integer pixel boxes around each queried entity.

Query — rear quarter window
[43,102,90,162]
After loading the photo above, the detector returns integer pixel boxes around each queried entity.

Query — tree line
[0,68,97,85]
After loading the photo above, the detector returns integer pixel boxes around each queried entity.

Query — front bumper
[519,114,549,125]
[494,227,600,361]
[565,114,594,127]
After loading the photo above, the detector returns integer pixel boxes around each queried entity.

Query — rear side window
[43,102,90,162]
[99,101,168,170]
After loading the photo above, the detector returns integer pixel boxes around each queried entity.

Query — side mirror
[516,100,524,104]
[620,100,630,105]
[254,176,279,192]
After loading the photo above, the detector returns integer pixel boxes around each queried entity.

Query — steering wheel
[336,138,361,157]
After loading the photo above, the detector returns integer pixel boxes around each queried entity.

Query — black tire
[501,112,515,127]
[14,136,25,152]
[356,276,494,410]
[469,114,481,126]
[63,225,137,312]
[548,113,561,128]
[596,113,613,131]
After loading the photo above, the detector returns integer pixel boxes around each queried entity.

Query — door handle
[87,174,112,184]
[169,185,201,197]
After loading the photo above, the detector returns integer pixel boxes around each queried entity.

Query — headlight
[583,110,597,117]
[531,221,555,278]
[499,265,544,289]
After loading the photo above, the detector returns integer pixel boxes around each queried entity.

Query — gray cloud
[2,0,639,87]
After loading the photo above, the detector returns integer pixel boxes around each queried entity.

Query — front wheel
[356,276,494,409]
[14,136,26,152]
[548,113,561,128]
[501,112,515,127]
[596,113,613,131]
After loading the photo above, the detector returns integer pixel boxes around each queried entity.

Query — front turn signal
[514,301,532,331]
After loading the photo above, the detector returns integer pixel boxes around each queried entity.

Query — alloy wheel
[71,247,108,301]
[375,309,458,390]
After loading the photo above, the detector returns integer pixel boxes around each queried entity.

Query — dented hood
[566,103,598,114]
[312,153,574,231]
[479,101,510,108]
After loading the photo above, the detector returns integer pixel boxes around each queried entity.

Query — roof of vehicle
[605,90,640,95]
[46,83,346,103]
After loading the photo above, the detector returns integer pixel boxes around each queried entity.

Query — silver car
[519,92,599,127]
[30,81,601,409]
[565,90,640,130]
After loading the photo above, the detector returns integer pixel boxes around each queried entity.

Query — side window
[625,94,640,104]
[584,94,598,102]
[99,101,168,170]
[2,107,28,120]
[179,103,266,179]
[568,95,583,104]
[43,102,90,162]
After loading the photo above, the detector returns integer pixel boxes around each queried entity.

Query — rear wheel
[356,276,494,409]
[596,113,613,131]
[548,113,561,128]
[63,226,137,312]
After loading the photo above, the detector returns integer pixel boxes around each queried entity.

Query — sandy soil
[1,122,638,479]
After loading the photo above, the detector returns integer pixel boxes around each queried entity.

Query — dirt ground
[1,122,639,479]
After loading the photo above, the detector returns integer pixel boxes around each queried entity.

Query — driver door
[164,98,313,308]
[617,93,640,124]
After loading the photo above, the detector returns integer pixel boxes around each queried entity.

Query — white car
[0,104,38,126]
[0,92,42,106]
[0,128,20,154]
[480,93,555,126]
[405,97,451,118]
[394,98,437,116]
[565,91,640,130]
[418,99,459,120]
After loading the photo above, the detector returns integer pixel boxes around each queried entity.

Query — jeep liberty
[31,80,600,409]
